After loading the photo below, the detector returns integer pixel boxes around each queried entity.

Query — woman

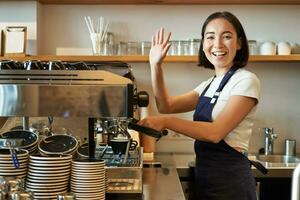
[138,11,262,199]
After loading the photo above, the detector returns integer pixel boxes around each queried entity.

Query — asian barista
[138,11,264,200]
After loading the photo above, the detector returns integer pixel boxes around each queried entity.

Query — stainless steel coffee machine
[0,60,169,197]
[0,61,147,195]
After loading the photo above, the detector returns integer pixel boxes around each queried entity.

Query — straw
[101,22,109,42]
[84,16,110,55]
[84,16,92,35]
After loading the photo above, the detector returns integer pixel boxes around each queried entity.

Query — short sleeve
[230,74,261,101]
[194,81,209,96]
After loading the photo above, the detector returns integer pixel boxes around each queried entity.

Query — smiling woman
[138,11,262,200]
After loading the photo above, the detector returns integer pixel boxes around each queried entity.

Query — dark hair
[198,11,249,69]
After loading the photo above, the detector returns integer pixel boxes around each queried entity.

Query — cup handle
[129,140,138,150]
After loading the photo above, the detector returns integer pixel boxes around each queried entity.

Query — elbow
[155,100,172,114]
[209,137,222,144]
[207,129,224,144]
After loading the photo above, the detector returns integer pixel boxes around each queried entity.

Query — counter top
[108,153,299,199]
[142,154,185,200]
[167,152,300,178]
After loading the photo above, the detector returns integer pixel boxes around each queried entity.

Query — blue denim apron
[193,66,259,200]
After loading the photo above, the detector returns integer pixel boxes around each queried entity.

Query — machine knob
[134,91,149,107]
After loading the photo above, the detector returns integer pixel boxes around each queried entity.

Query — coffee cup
[259,41,276,55]
[110,138,138,155]
[277,42,291,55]
[291,43,300,54]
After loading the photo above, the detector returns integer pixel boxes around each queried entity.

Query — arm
[150,28,199,114]
[139,95,257,143]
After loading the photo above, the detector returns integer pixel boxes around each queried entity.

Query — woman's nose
[213,37,224,47]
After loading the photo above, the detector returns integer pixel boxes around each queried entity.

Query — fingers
[163,31,172,47]
[159,28,164,44]
[162,43,172,55]
[152,28,171,46]
[138,118,147,126]
[155,29,159,45]
[151,35,155,47]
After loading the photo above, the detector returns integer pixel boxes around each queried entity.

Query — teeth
[212,52,226,56]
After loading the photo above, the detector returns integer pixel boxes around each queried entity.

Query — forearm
[163,117,223,143]
[162,96,257,143]
[150,63,173,113]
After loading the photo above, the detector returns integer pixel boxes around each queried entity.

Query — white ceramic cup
[259,41,276,55]
[291,43,300,54]
[277,42,291,55]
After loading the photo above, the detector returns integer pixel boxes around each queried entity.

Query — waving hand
[149,28,172,66]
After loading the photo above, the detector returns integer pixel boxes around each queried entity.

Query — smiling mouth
[212,51,227,56]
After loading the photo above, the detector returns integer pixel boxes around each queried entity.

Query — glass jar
[127,42,140,55]
[248,40,257,55]
[117,42,127,55]
[178,40,190,55]
[168,40,179,55]
[190,39,201,55]
[103,32,114,55]
[141,41,151,55]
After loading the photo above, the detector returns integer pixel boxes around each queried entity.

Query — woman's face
[203,18,241,71]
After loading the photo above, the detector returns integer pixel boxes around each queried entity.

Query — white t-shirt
[194,68,260,151]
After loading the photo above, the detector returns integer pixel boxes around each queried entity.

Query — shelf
[1,55,300,62]
[37,0,300,4]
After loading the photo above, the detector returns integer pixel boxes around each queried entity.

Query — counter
[107,154,186,200]
[172,153,299,178]
[108,152,299,199]
[108,153,297,200]
[142,154,185,200]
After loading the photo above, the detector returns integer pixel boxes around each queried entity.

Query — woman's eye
[206,36,214,40]
[223,35,232,39]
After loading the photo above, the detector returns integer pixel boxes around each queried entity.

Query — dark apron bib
[193,66,266,200]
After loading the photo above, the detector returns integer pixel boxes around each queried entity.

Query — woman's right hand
[149,28,172,66]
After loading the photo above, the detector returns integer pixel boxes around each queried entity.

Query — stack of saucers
[71,159,106,200]
[0,149,29,178]
[25,154,72,199]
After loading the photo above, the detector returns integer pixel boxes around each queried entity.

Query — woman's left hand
[138,116,167,132]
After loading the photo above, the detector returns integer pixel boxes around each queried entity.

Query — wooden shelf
[1,55,300,62]
[37,0,300,4]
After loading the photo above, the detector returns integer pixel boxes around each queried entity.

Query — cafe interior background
[0,1,299,155]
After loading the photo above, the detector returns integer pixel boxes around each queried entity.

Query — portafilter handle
[127,120,168,141]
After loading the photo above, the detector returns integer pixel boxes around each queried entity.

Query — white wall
[2,3,300,154]
[38,5,300,54]
[0,1,37,55]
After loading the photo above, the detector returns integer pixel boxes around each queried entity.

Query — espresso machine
[0,60,167,197]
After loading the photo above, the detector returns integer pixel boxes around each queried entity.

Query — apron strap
[210,66,239,105]
[199,75,216,97]
[250,160,268,175]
